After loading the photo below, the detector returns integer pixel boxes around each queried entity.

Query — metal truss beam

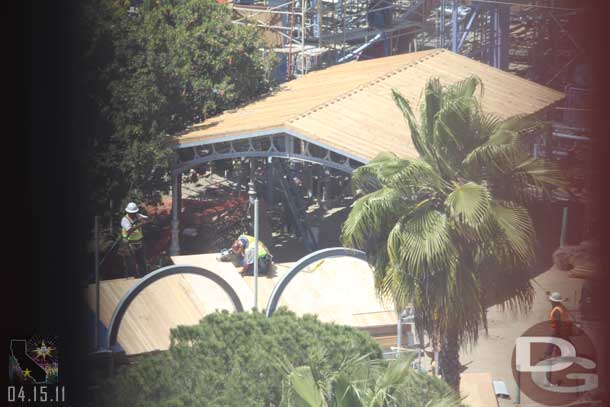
[172,131,361,175]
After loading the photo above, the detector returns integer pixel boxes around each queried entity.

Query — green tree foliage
[95,310,382,407]
[80,0,274,217]
[341,77,564,390]
[280,354,463,407]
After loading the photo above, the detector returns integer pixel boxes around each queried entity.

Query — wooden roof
[85,274,238,355]
[86,254,397,356]
[172,254,396,327]
[176,49,564,162]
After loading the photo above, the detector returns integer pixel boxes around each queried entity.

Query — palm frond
[475,111,502,143]
[334,372,364,407]
[488,201,536,264]
[379,263,416,312]
[432,97,478,171]
[351,152,402,192]
[286,366,326,407]
[341,187,406,250]
[510,153,565,188]
[445,75,483,101]
[387,208,457,276]
[463,114,546,170]
[383,159,446,194]
[421,78,443,140]
[481,150,565,203]
[391,89,434,163]
[444,182,491,228]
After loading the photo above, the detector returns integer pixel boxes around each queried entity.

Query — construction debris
[552,239,598,271]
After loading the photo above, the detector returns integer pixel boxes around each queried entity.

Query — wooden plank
[84,271,243,355]
[171,254,397,326]
[170,254,256,308]
[374,335,400,349]
[460,372,499,407]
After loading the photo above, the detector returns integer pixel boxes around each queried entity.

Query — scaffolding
[230,0,590,90]
[232,0,429,78]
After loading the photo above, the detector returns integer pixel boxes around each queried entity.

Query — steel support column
[451,0,458,52]
[266,157,274,205]
[493,4,510,70]
[457,7,479,52]
[440,0,446,48]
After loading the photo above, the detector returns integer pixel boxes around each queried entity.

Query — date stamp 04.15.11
[8,336,66,406]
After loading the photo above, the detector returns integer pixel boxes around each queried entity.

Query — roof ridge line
[286,49,446,124]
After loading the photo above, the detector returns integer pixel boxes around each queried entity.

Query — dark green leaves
[96,310,381,407]
[82,0,274,216]
[387,209,457,276]
[282,354,462,407]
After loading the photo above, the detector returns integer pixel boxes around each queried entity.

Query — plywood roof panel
[176,49,563,163]
[86,254,397,355]
[176,49,440,144]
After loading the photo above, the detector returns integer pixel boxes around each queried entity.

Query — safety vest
[239,235,268,258]
[122,215,144,242]
[550,305,572,337]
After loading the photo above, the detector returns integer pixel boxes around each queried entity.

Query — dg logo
[511,321,599,406]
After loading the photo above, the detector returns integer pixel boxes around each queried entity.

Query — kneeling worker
[231,234,272,276]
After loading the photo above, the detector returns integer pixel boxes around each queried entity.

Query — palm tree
[280,353,462,407]
[341,77,563,390]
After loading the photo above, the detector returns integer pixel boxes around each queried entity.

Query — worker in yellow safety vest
[121,202,150,277]
[230,234,272,276]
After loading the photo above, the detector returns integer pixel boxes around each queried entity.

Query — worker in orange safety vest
[545,291,573,359]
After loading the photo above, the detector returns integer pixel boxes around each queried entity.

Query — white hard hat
[125,202,139,213]
[549,292,565,302]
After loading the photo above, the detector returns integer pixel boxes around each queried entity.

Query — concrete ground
[460,265,605,406]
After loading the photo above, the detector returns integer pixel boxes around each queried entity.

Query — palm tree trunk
[439,330,461,393]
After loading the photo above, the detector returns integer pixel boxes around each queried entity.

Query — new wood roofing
[176,48,564,162]
[86,254,397,356]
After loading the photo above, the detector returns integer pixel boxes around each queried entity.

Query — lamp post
[248,181,259,311]
[396,309,411,358]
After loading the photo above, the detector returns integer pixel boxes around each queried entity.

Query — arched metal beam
[105,265,244,350]
[265,247,368,317]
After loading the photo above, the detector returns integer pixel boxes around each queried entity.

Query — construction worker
[545,291,573,358]
[230,234,272,276]
[121,202,150,277]
[544,291,574,386]
[550,291,573,337]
